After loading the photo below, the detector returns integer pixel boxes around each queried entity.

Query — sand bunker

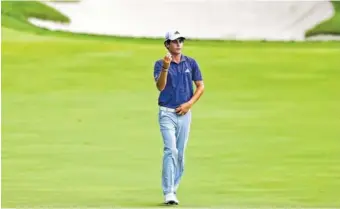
[29,0,336,41]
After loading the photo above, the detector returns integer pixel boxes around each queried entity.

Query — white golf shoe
[164,193,179,205]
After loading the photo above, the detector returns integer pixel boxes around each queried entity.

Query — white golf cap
[165,30,186,42]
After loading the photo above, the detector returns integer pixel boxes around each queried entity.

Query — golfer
[153,31,205,205]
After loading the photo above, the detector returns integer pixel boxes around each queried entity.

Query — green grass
[1,1,70,33]
[2,1,340,208]
[306,1,340,37]
[2,26,340,208]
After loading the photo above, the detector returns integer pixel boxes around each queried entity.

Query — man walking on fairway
[153,31,205,205]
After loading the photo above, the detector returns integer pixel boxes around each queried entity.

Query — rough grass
[1,1,69,33]
[306,1,340,37]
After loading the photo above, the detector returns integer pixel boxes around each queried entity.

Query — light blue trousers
[158,108,192,195]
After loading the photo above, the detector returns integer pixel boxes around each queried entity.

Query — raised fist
[162,53,172,69]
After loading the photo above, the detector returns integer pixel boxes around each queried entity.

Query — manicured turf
[2,27,340,208]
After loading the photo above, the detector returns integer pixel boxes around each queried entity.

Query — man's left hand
[175,102,192,116]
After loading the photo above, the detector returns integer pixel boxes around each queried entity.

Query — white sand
[29,0,338,41]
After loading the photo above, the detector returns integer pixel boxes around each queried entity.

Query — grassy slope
[2,2,340,208]
[1,1,70,33]
[306,1,340,37]
[0,1,175,43]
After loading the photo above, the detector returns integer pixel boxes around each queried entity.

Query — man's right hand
[156,53,172,91]
[162,53,172,69]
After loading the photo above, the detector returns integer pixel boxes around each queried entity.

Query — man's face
[167,38,184,54]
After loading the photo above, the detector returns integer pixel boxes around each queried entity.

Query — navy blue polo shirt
[153,55,203,109]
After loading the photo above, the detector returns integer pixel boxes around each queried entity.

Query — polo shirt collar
[171,54,187,63]
[180,55,187,62]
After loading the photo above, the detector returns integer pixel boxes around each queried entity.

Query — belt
[159,106,176,112]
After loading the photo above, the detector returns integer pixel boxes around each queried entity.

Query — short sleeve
[153,61,162,82]
[191,59,203,81]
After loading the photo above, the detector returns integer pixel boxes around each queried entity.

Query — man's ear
[164,41,170,50]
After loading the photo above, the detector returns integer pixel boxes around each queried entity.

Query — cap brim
[170,36,185,41]
[166,34,186,41]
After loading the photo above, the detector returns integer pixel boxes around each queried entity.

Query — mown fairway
[2,28,340,208]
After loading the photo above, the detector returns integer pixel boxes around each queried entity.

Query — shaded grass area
[1,1,70,33]
[306,1,340,37]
